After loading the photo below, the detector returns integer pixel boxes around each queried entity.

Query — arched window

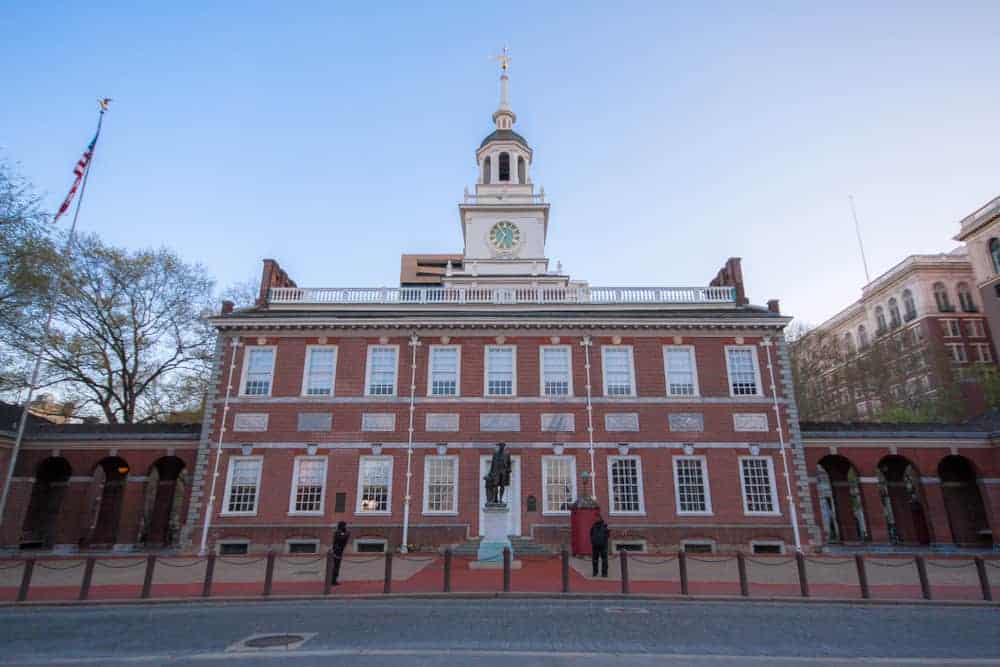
[990,238,1000,274]
[517,156,526,184]
[498,152,510,182]
[857,324,869,349]
[875,306,887,333]
[844,332,855,354]
[482,156,492,184]
[888,298,901,328]
[957,282,976,312]
[933,282,952,312]
[902,289,917,321]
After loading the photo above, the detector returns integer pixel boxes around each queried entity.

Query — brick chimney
[221,300,235,315]
[767,299,781,314]
[709,257,748,306]
[256,259,298,307]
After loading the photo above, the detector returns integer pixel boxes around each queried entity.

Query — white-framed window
[611,539,647,553]
[217,540,250,556]
[365,345,399,396]
[946,343,968,363]
[965,319,986,338]
[240,346,276,396]
[725,346,763,397]
[288,456,327,515]
[356,455,393,514]
[354,538,387,553]
[540,345,572,397]
[485,345,516,397]
[681,539,716,554]
[663,346,699,397]
[542,455,576,515]
[301,345,337,396]
[223,456,263,516]
[973,343,993,363]
[673,456,712,515]
[286,539,320,554]
[941,319,961,338]
[602,346,636,397]
[422,455,458,515]
[428,345,460,397]
[607,455,644,515]
[750,540,786,555]
[739,456,780,516]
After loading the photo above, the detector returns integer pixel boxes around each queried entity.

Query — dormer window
[498,152,510,182]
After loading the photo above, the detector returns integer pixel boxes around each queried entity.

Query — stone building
[954,194,1000,353]
[791,250,996,421]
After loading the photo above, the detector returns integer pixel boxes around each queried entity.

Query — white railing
[462,192,546,205]
[959,195,1000,232]
[268,285,737,306]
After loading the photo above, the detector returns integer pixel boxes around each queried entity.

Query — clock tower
[448,54,575,289]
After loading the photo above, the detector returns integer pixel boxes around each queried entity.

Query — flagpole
[0,101,111,530]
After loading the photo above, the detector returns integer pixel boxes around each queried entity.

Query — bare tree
[7,234,215,423]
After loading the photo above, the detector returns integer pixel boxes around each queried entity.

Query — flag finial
[98,97,112,112]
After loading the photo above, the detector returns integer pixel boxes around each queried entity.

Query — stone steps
[450,536,553,557]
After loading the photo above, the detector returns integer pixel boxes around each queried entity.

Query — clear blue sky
[3,2,999,326]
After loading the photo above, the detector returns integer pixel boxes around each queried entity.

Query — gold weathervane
[98,97,112,112]
[491,46,511,73]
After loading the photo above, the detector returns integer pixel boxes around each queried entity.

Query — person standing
[590,515,610,578]
[330,521,350,586]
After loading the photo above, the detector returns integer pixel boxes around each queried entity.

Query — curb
[2,591,997,609]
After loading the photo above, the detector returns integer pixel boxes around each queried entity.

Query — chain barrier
[35,561,85,571]
[925,559,975,570]
[866,558,915,569]
[278,556,325,566]
[217,557,267,566]
[685,555,735,564]
[804,556,856,566]
[983,560,1000,570]
[629,555,678,565]
[342,556,386,565]
[158,558,206,569]
[745,557,796,567]
[95,559,146,569]
[396,556,437,563]
[0,561,25,571]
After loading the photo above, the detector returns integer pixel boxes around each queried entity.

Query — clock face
[489,221,521,252]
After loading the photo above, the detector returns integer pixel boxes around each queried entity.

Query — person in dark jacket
[590,515,610,577]
[330,521,350,586]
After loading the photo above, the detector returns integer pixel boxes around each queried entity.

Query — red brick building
[178,69,818,557]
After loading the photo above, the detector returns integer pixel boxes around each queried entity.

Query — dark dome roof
[479,129,530,150]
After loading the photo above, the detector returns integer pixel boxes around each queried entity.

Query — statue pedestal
[472,502,520,569]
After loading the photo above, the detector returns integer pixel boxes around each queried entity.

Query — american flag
[52,133,98,224]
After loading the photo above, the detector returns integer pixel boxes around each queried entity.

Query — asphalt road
[0,598,998,666]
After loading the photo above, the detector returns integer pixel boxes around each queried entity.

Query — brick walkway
[1,553,997,603]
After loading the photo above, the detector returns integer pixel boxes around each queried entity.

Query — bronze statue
[484,442,512,504]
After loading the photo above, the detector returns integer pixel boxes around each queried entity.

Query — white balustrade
[268,284,736,306]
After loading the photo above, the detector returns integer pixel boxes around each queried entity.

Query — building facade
[792,251,996,422]
[955,194,1000,354]
[176,69,818,556]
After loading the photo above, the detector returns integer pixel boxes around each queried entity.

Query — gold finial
[491,45,511,73]
[98,97,112,112]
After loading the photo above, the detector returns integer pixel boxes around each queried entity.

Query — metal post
[202,554,216,598]
[17,559,34,602]
[974,557,992,602]
[678,550,689,595]
[79,557,96,601]
[736,552,749,597]
[855,554,870,599]
[141,555,157,599]
[561,546,570,593]
[620,549,630,594]
[443,548,452,593]
[502,547,511,592]
[383,551,393,594]
[263,551,276,596]
[914,555,931,601]
[795,551,809,598]
[324,549,335,595]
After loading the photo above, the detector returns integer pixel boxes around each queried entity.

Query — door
[479,455,521,537]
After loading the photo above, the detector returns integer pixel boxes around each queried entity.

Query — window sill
[355,511,392,516]
[541,511,572,517]
[422,510,459,516]
[288,511,325,517]
[220,511,258,517]
[676,511,714,517]
[743,511,782,518]
[608,511,646,517]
